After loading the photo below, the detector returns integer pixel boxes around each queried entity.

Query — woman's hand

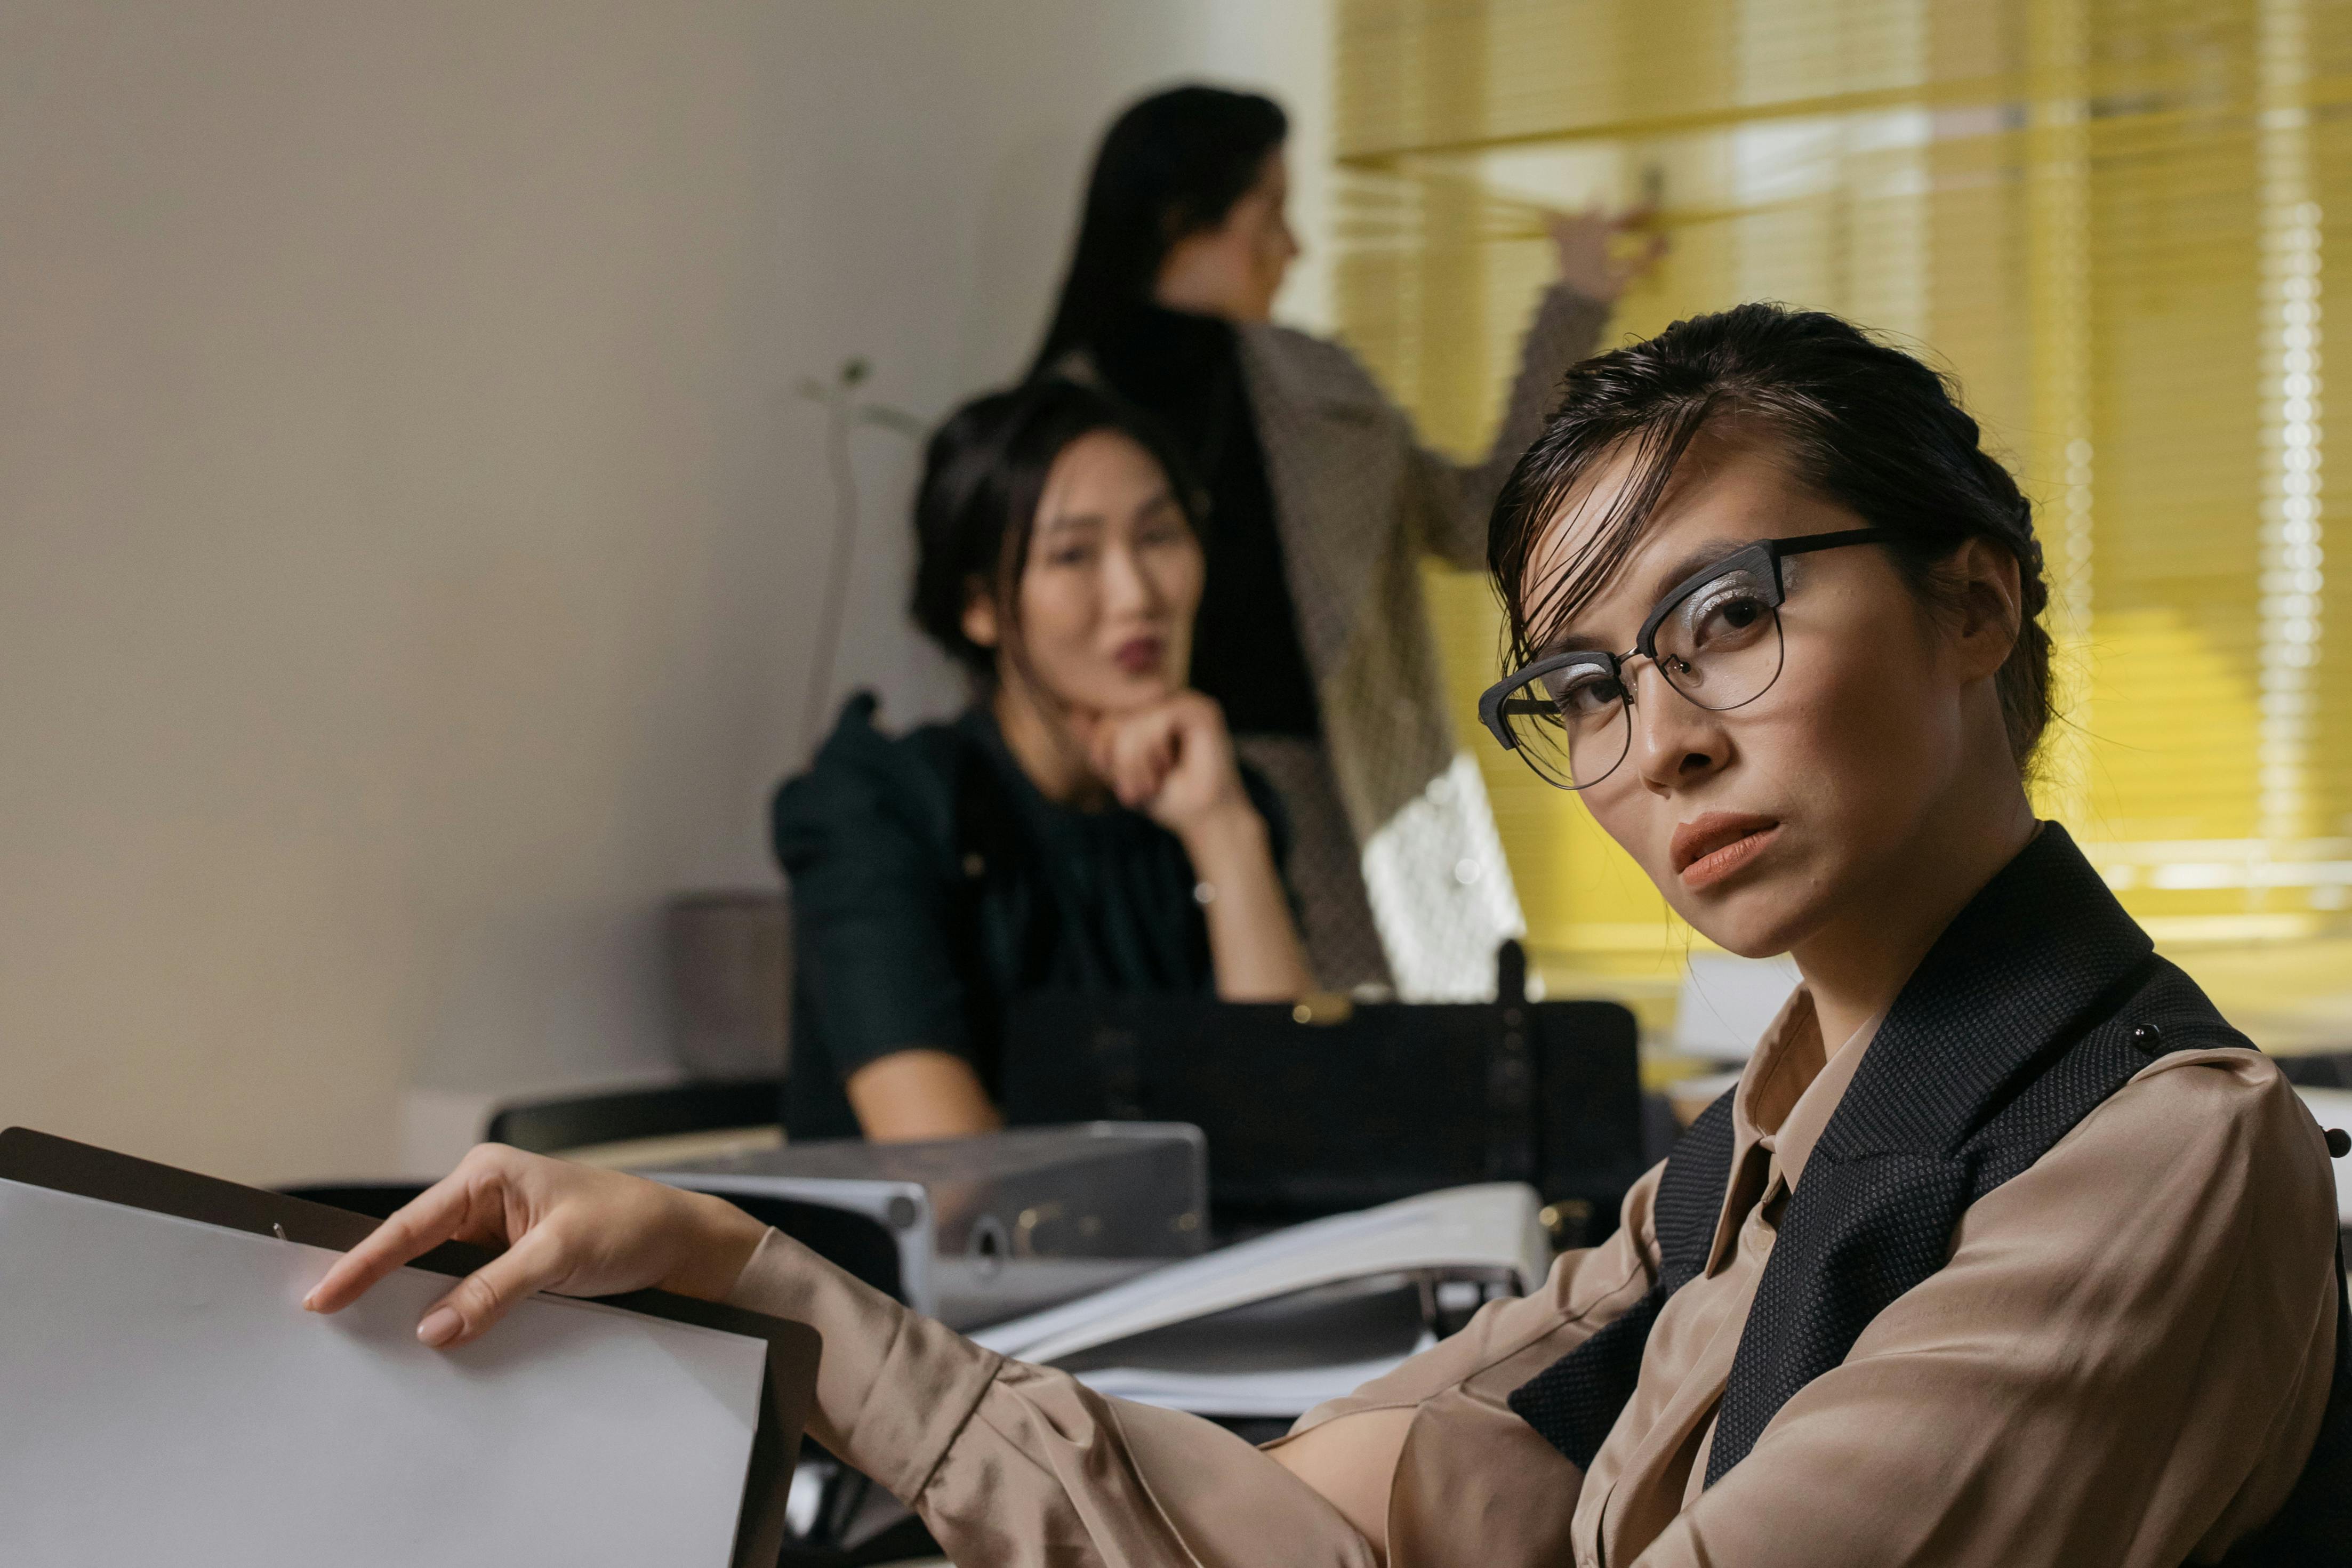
[1080,689,1313,1000]
[303,1144,770,1348]
[1550,204,1668,304]
[1080,689,1254,841]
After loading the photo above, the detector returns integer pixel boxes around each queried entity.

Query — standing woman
[317,305,2348,1566]
[1034,84,1660,995]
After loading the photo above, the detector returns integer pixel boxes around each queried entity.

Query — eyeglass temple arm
[1482,529,1891,750]
[1771,526,1896,558]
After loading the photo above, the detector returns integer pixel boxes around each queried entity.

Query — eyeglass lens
[1498,560,1788,790]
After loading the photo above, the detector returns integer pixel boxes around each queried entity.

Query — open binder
[0,1127,820,1568]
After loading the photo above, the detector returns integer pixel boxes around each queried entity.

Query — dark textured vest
[1509,824,2352,1564]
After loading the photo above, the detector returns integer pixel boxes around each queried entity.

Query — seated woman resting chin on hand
[773,379,1312,1144]
[311,305,2349,1568]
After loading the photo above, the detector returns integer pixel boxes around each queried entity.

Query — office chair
[485,1076,784,1159]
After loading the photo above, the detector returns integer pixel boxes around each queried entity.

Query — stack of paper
[973,1183,1550,1418]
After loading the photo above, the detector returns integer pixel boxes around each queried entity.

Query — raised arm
[1409,208,1663,569]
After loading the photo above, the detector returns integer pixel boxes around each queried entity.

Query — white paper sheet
[972,1183,1548,1364]
[0,1177,767,1567]
[1071,1347,1431,1418]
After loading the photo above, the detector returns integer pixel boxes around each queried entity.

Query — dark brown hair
[1030,84,1288,377]
[1488,303,2055,769]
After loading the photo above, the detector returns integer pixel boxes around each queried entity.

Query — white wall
[0,0,1332,1185]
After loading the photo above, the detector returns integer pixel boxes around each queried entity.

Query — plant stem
[800,384,862,751]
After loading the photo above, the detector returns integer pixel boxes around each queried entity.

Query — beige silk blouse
[724,987,2343,1567]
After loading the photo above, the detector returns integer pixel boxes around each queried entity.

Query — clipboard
[0,1125,821,1568]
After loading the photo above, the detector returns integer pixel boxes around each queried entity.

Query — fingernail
[301,1290,318,1312]
[418,1308,462,1346]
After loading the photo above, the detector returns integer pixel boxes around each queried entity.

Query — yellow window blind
[1335,0,2352,1049]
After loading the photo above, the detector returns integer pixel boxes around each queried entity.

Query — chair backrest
[998,993,1644,1241]
[486,1078,783,1157]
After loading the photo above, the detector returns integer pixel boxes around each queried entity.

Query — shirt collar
[1765,1005,1883,1195]
[1692,822,2144,1275]
[1703,986,1884,1274]
[1729,988,1819,1160]
[1703,987,1811,1275]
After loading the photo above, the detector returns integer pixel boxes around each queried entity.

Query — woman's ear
[961,580,1001,651]
[1946,537,2024,683]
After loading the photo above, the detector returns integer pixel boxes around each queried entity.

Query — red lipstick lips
[1112,636,1165,677]
[1671,812,1781,891]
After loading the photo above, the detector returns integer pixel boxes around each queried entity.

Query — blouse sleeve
[1405,284,1612,570]
[771,696,974,1082]
[723,1161,1669,1568]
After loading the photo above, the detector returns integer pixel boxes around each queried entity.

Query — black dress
[771,693,1290,1141]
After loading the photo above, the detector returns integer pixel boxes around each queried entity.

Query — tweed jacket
[1232,285,1610,996]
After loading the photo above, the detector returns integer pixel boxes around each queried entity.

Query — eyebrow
[1035,486,1181,540]
[1536,534,1756,655]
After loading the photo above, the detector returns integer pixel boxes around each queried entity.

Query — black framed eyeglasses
[1477,528,1895,791]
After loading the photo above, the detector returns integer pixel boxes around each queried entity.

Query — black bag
[999,945,1645,1241]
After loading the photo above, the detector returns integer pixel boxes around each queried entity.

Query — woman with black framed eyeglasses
[1479,526,1895,791]
[308,305,2348,1567]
